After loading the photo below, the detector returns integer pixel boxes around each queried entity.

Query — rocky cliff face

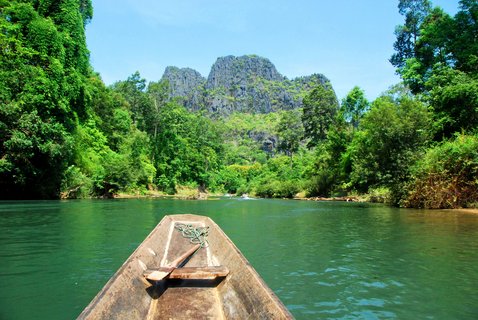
[206,55,284,89]
[160,55,333,115]
[161,66,206,111]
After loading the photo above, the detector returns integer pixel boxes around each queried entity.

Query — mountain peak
[161,66,206,110]
[159,54,334,115]
[206,55,284,90]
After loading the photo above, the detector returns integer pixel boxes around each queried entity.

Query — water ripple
[2,200,478,319]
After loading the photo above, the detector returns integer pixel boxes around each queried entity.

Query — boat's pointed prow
[78,214,293,319]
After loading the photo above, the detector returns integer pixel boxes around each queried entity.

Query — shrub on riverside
[403,134,478,209]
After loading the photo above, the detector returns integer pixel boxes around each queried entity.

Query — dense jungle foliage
[1,0,477,208]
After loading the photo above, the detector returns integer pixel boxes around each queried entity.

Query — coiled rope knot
[174,223,209,248]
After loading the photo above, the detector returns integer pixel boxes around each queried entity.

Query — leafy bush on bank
[403,134,478,209]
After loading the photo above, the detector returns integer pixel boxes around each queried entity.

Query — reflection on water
[1,199,478,319]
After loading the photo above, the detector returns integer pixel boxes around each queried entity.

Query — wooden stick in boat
[145,243,201,281]
[144,266,229,280]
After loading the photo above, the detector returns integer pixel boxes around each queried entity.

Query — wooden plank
[150,287,224,319]
[169,266,229,279]
[144,266,229,280]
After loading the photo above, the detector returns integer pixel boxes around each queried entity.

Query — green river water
[0,199,477,319]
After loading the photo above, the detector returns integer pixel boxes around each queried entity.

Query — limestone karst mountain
[160,55,334,115]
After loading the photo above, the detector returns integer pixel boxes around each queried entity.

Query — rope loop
[174,223,209,248]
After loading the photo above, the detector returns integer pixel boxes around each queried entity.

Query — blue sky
[86,0,460,100]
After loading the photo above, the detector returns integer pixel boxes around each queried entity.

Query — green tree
[304,111,352,197]
[253,155,302,198]
[146,80,169,165]
[390,0,432,70]
[347,92,432,202]
[111,72,153,133]
[147,80,169,138]
[153,102,223,193]
[404,133,478,208]
[426,66,478,137]
[183,111,224,190]
[391,0,478,139]
[276,110,304,158]
[302,83,339,148]
[393,1,478,93]
[341,86,369,129]
[402,7,454,93]
[36,0,92,73]
[451,0,478,74]
[0,0,92,198]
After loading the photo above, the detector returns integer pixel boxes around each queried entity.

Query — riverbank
[296,196,359,202]
[113,189,478,213]
[114,186,211,200]
[447,208,478,215]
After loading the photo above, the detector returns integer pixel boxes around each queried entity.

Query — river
[0,199,477,319]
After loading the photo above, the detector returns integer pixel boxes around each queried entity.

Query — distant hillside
[160,55,333,115]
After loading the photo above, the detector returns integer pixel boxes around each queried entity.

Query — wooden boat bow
[77,214,293,319]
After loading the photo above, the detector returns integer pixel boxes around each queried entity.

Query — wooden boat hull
[78,214,293,319]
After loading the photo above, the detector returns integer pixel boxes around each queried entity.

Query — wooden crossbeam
[144,266,229,281]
